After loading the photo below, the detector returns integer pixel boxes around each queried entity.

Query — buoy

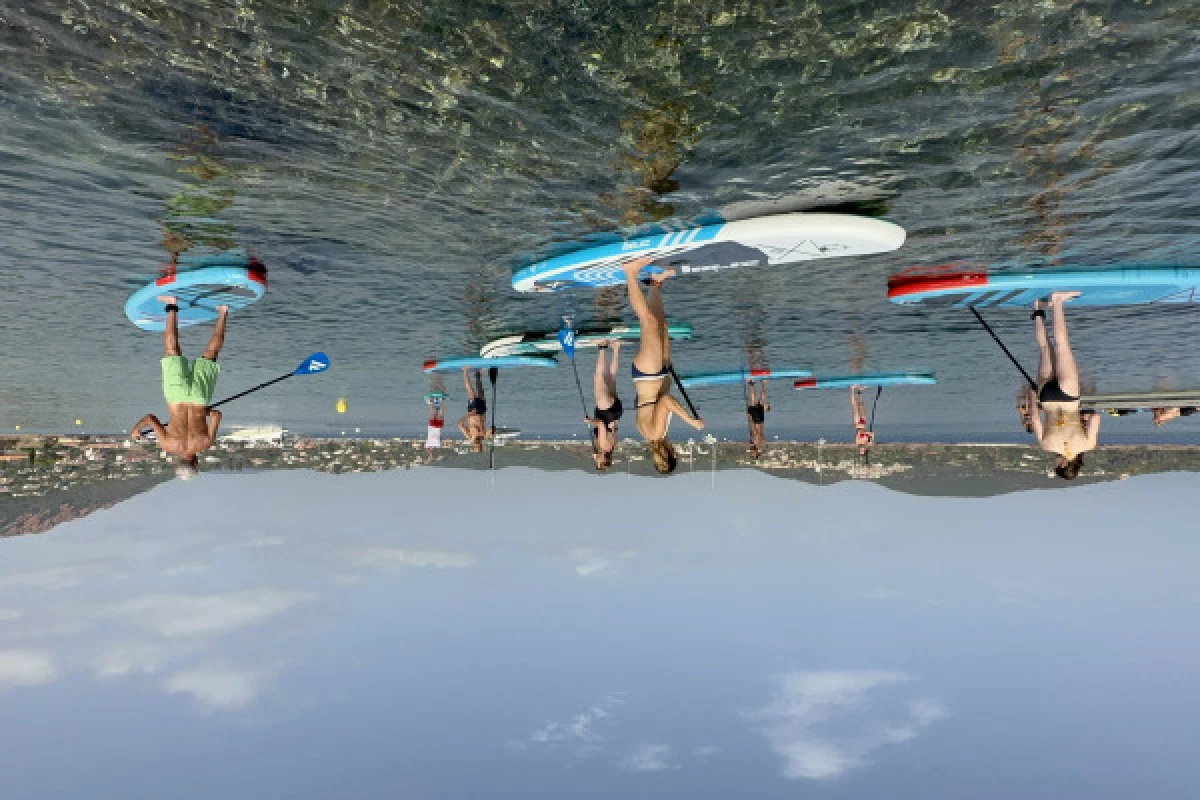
[14,425,20,431]
[75,419,83,426]
[336,398,348,414]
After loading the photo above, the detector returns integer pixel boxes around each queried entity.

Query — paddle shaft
[569,357,589,423]
[970,308,1037,391]
[668,364,702,421]
[210,373,293,409]
[488,368,498,469]
[868,386,883,432]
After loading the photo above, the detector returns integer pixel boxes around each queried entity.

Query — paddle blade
[295,352,331,376]
[488,367,499,385]
[557,327,577,359]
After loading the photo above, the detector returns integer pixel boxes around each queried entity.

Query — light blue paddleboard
[888,264,1200,307]
[424,392,450,402]
[125,254,267,331]
[423,355,558,373]
[794,372,937,389]
[680,367,814,388]
[481,322,693,358]
[1081,389,1200,410]
[513,213,906,293]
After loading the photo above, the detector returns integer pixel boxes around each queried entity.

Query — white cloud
[746,670,944,781]
[621,743,678,772]
[245,535,286,548]
[0,609,22,622]
[90,640,192,678]
[165,664,269,712]
[97,590,313,637]
[350,547,474,573]
[163,563,208,577]
[0,649,59,687]
[692,745,720,759]
[528,692,626,746]
[0,564,121,592]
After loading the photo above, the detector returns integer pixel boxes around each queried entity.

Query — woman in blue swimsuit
[623,258,704,474]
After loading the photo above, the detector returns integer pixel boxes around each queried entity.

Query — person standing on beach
[129,299,227,479]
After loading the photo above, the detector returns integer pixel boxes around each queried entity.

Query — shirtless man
[457,367,493,452]
[1029,292,1099,479]
[746,380,769,459]
[130,299,227,479]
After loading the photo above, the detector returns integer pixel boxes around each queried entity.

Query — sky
[0,466,1197,798]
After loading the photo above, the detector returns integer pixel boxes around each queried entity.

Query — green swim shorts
[161,356,221,406]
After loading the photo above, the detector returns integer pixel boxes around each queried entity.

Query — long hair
[1055,454,1083,480]
[649,437,677,474]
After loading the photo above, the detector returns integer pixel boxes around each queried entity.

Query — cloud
[0,564,121,592]
[0,649,59,687]
[528,692,626,747]
[621,743,678,772]
[692,745,720,760]
[165,664,269,712]
[97,590,313,637]
[244,535,286,548]
[350,548,475,573]
[163,564,208,577]
[90,640,194,679]
[0,609,22,622]
[746,670,945,781]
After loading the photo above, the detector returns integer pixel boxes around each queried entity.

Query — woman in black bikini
[583,341,622,471]
[623,258,704,474]
[1029,292,1099,479]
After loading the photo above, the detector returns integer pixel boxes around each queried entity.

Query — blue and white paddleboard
[481,322,694,358]
[424,391,450,402]
[794,372,937,389]
[680,367,813,388]
[888,264,1200,307]
[423,355,558,373]
[125,254,267,331]
[512,213,906,293]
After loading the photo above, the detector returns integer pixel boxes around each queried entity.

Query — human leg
[1033,300,1053,387]
[1049,291,1082,396]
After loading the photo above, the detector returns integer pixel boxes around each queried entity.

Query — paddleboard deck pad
[888,264,1200,307]
[1081,390,1200,410]
[481,322,693,358]
[423,355,558,373]
[680,367,814,388]
[794,372,937,389]
[126,256,267,331]
[512,213,906,293]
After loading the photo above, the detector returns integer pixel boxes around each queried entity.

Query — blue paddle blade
[294,352,331,375]
[557,328,576,359]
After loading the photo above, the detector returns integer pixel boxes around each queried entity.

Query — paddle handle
[668,364,701,421]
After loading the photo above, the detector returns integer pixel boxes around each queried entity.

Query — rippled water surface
[2,1,1199,440]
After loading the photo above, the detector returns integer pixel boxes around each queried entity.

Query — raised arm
[131,414,166,441]
[205,409,223,445]
[664,395,705,430]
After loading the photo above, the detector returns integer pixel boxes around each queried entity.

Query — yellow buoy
[336,398,348,414]
[14,425,20,431]
[75,419,83,426]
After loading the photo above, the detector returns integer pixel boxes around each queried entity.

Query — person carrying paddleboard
[851,385,875,462]
[623,258,704,474]
[1027,292,1100,479]
[457,367,493,452]
[747,380,770,459]
[129,299,227,479]
[583,340,623,471]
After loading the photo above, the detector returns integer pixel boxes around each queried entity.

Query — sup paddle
[970,308,1037,391]
[488,366,498,469]
[209,352,331,409]
[668,364,702,422]
[558,322,591,426]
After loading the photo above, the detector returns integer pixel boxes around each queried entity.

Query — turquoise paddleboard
[423,355,558,373]
[680,367,813,388]
[480,322,693,358]
[125,254,267,331]
[794,372,937,389]
[888,264,1200,307]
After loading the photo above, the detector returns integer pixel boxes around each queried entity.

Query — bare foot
[157,295,177,305]
[216,304,230,314]
[622,256,657,280]
[610,340,621,354]
[644,268,675,287]
[1049,291,1081,305]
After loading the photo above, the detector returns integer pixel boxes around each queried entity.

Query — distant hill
[1,473,172,538]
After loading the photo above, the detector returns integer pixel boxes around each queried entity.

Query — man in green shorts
[130,299,228,479]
